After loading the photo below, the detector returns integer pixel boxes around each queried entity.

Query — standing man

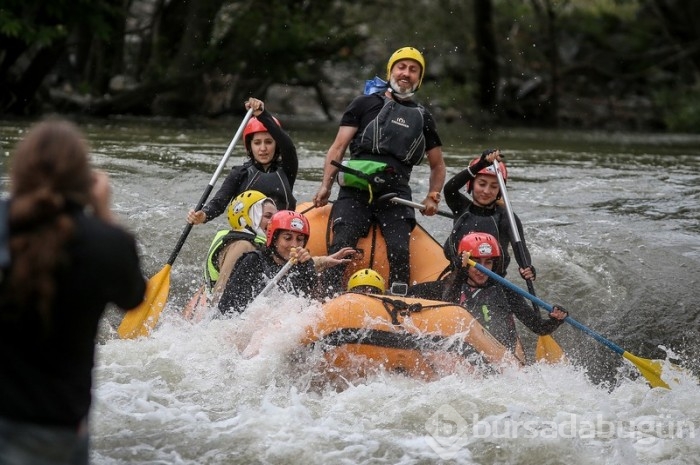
[313,46,446,294]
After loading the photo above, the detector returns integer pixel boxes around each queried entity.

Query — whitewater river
[1,117,699,464]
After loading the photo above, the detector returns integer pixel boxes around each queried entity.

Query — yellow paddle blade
[117,265,172,339]
[622,351,670,389]
[535,335,567,364]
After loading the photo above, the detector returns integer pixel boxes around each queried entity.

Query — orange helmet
[458,232,501,259]
[243,116,281,154]
[465,158,508,194]
[266,210,310,247]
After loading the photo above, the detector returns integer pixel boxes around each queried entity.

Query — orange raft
[293,203,521,381]
[296,202,449,286]
[299,293,524,382]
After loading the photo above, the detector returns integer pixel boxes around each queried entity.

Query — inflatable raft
[296,202,449,286]
[299,293,523,382]
[292,203,522,381]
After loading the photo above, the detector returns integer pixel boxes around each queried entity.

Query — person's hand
[550,305,568,320]
[245,97,265,117]
[313,247,356,271]
[421,197,438,216]
[480,149,503,164]
[519,266,536,281]
[290,247,312,263]
[327,247,355,265]
[460,251,472,268]
[187,209,206,225]
[90,169,115,223]
[313,186,331,207]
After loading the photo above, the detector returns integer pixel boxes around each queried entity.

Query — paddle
[259,258,296,297]
[493,159,565,363]
[118,108,255,339]
[300,203,319,215]
[464,256,672,389]
[378,193,454,219]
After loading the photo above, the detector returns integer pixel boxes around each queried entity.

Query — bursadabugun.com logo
[425,403,696,460]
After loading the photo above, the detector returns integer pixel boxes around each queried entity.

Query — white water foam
[92,291,699,465]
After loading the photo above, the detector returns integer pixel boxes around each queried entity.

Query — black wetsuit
[202,110,298,214]
[323,92,442,293]
[443,157,531,276]
[219,248,317,314]
[443,269,563,353]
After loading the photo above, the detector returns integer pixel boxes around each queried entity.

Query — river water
[1,117,699,464]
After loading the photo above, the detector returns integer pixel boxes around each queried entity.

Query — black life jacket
[357,95,426,167]
[244,165,296,211]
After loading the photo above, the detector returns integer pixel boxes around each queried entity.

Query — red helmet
[243,116,281,153]
[266,210,310,247]
[457,232,501,258]
[465,158,508,194]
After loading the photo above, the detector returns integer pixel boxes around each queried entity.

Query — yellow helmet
[386,46,426,90]
[347,268,386,294]
[227,190,268,231]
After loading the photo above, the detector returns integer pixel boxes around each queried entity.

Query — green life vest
[204,229,264,288]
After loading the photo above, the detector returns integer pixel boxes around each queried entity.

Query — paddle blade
[535,335,567,364]
[622,351,670,389]
[117,265,172,339]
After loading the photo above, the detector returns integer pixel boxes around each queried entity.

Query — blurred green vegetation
[1,0,698,132]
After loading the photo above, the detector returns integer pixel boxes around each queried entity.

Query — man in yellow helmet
[313,46,446,296]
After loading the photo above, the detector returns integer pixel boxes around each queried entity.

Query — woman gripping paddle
[443,149,535,280]
[187,97,298,226]
[219,211,354,315]
[443,233,567,358]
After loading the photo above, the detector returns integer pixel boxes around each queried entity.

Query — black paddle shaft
[166,185,214,265]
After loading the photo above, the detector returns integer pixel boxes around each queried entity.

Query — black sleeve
[202,165,247,221]
[340,94,378,128]
[288,260,318,297]
[504,287,562,335]
[106,228,146,310]
[258,110,298,187]
[444,168,475,215]
[219,251,266,314]
[422,109,442,151]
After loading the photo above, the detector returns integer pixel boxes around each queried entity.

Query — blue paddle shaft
[470,260,626,356]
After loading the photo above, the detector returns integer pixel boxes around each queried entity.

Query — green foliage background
[1,0,698,132]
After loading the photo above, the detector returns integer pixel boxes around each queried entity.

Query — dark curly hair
[3,119,92,327]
